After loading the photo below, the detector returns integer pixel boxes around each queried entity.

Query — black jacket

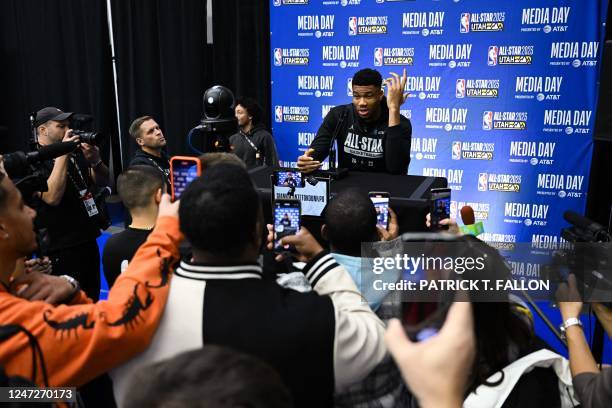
[129,149,170,180]
[229,124,279,168]
[309,100,412,174]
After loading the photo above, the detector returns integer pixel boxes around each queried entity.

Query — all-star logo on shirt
[343,126,385,159]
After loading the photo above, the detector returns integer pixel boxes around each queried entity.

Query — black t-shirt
[309,101,412,174]
[34,150,101,252]
[102,227,152,287]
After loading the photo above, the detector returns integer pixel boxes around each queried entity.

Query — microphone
[563,210,611,242]
[319,109,349,179]
[563,210,606,234]
[34,141,79,161]
[459,206,485,236]
[3,142,79,176]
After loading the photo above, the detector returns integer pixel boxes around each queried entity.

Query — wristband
[60,275,80,291]
[559,317,583,339]
[92,160,103,168]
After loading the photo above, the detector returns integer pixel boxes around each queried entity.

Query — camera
[72,130,101,146]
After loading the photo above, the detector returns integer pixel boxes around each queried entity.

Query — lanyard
[147,157,170,179]
[67,156,89,193]
[241,130,260,153]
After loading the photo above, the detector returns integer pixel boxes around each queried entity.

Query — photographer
[32,107,109,300]
[558,275,612,407]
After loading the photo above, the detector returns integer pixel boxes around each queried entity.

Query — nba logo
[348,17,358,36]
[274,48,282,66]
[452,141,462,160]
[374,48,383,66]
[482,111,493,130]
[460,13,470,33]
[456,79,466,98]
[347,78,353,96]
[488,46,498,66]
[273,0,281,6]
[275,106,283,123]
[478,173,488,191]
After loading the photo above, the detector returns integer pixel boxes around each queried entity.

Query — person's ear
[155,188,162,204]
[0,222,9,240]
[321,224,328,241]
[378,88,384,101]
[136,137,144,147]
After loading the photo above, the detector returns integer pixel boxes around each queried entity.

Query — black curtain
[209,0,271,127]
[110,0,209,168]
[0,0,117,159]
[110,0,271,169]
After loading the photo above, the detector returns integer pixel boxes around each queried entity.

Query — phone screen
[170,158,200,201]
[274,171,304,188]
[430,188,451,228]
[369,193,390,229]
[274,200,301,250]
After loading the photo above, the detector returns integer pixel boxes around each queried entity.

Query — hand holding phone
[429,188,451,231]
[273,199,301,252]
[369,192,390,230]
[170,156,202,201]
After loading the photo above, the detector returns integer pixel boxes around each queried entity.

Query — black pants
[49,240,101,301]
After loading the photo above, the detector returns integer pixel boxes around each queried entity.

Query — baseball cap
[34,107,73,127]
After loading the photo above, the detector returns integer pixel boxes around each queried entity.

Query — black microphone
[563,210,606,234]
[320,109,349,180]
[3,142,78,176]
[328,109,348,170]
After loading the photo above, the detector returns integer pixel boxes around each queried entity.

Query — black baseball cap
[34,107,73,127]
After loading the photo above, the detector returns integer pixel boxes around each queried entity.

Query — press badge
[79,189,99,217]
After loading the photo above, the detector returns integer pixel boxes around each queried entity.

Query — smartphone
[430,188,451,230]
[272,170,305,188]
[405,305,450,342]
[170,156,202,201]
[273,199,301,251]
[369,192,390,230]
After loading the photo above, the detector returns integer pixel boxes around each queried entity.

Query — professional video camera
[187,85,238,154]
[543,211,612,299]
[3,142,80,197]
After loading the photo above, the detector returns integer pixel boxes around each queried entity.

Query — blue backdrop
[270,0,608,246]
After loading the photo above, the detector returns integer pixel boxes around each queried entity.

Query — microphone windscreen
[33,141,78,162]
[460,205,476,226]
[563,210,604,232]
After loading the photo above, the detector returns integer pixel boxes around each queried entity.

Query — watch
[559,317,583,339]
[60,275,80,291]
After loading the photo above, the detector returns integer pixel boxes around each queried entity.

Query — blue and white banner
[270,0,608,244]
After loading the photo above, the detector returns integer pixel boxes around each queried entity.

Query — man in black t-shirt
[102,166,164,287]
[33,107,110,300]
[297,68,411,174]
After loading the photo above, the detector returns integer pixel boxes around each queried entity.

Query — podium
[249,166,448,234]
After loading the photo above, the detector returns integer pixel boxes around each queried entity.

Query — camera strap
[67,156,99,218]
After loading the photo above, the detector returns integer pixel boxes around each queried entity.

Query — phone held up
[170,156,202,201]
[273,199,301,252]
[369,191,390,230]
[429,188,451,231]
